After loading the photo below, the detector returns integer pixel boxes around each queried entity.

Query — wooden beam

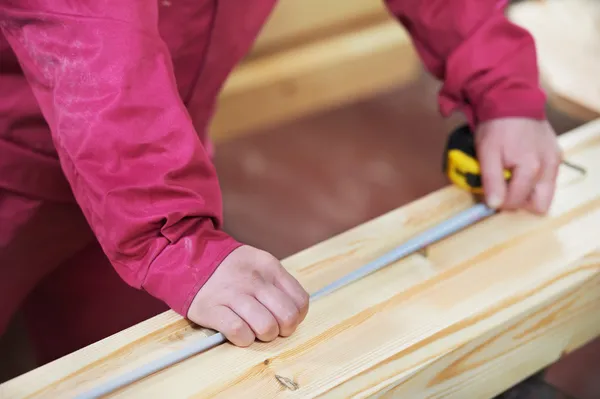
[508,0,600,120]
[2,119,600,398]
[248,0,391,57]
[208,20,420,143]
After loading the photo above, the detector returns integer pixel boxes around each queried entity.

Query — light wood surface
[2,119,600,398]
[508,0,600,120]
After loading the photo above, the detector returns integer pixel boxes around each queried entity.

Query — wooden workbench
[2,119,600,398]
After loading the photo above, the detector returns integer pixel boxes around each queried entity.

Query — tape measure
[443,124,511,194]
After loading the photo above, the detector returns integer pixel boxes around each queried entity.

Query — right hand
[187,245,310,347]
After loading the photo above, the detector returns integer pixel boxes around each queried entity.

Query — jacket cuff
[140,223,244,317]
[436,8,548,128]
[472,84,547,124]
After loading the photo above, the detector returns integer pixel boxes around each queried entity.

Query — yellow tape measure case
[443,124,513,194]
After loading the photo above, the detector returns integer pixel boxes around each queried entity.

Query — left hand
[474,117,562,214]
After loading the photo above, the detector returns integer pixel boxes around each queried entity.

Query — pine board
[1,119,600,398]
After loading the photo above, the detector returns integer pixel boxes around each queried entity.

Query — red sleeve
[384,0,547,127]
[0,1,242,317]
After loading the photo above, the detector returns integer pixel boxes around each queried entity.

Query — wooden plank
[2,119,600,398]
[508,0,600,120]
[208,21,420,142]
[249,0,390,57]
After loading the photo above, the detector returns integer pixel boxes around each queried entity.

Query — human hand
[187,245,310,347]
[474,117,562,214]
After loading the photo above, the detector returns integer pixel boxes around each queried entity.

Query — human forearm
[0,0,240,316]
[384,0,547,126]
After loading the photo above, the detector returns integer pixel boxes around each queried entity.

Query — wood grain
[508,0,600,120]
[2,119,600,398]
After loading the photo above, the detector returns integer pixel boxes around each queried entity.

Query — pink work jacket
[0,0,546,318]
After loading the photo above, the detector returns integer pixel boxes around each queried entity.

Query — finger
[274,269,310,323]
[504,157,541,209]
[478,144,506,209]
[229,294,279,342]
[255,284,301,337]
[199,305,255,347]
[528,152,560,214]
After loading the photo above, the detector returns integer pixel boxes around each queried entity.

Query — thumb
[478,145,506,209]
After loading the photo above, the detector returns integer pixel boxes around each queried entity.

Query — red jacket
[0,0,546,318]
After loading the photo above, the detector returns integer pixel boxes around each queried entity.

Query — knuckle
[524,156,541,172]
[229,319,248,337]
[266,258,284,271]
[300,291,310,309]
[226,323,254,347]
[281,309,300,329]
[255,320,278,340]
[254,249,279,264]
[265,258,283,271]
[251,252,283,275]
[549,154,561,169]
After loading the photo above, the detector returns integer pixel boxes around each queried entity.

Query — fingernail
[487,194,502,209]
